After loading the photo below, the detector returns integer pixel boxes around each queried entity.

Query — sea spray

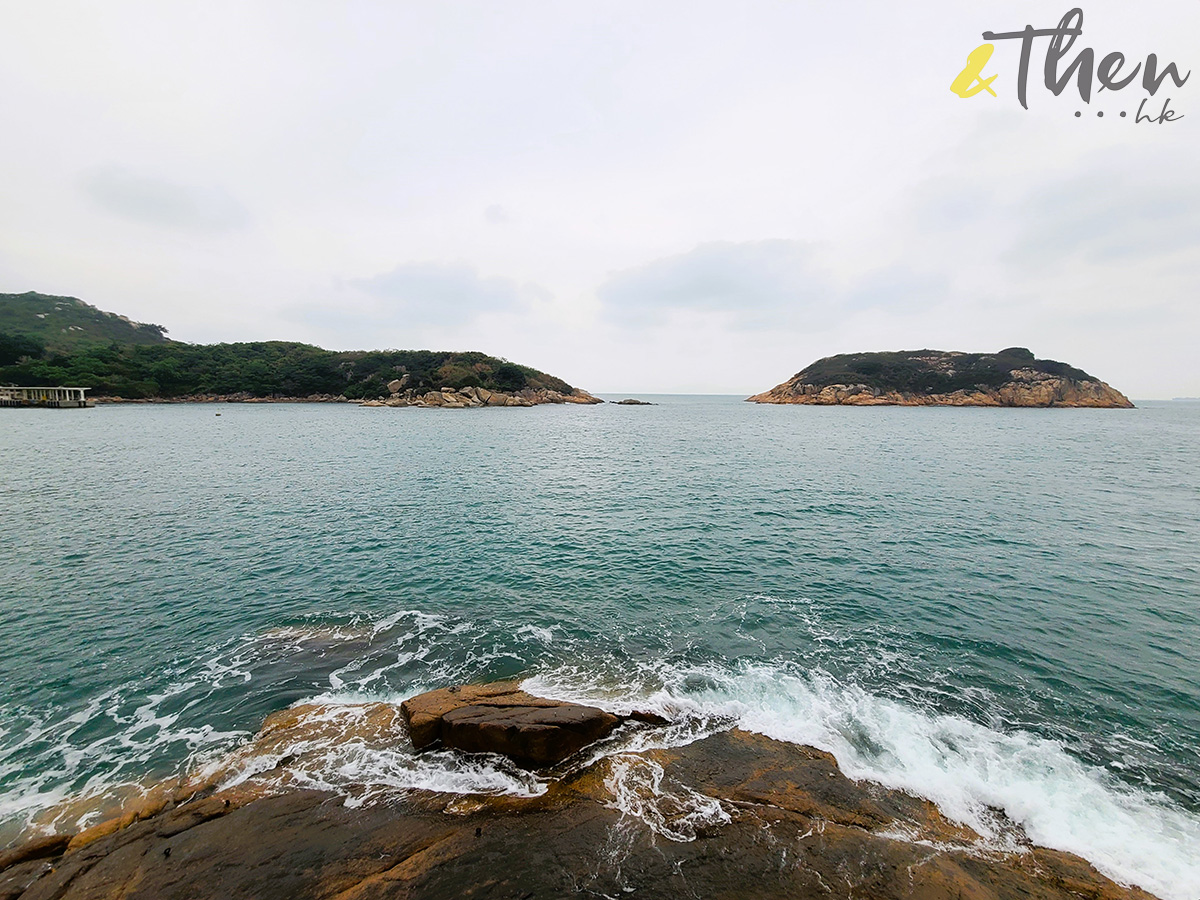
[529,662,1200,900]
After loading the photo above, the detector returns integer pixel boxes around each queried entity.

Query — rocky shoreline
[360,383,602,408]
[747,373,1134,407]
[0,683,1158,900]
[93,385,604,407]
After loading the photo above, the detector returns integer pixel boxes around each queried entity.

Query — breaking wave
[2,608,1198,900]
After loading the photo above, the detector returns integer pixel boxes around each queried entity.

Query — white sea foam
[5,613,1197,900]
[202,696,549,803]
[603,753,730,842]
[527,663,1200,900]
[515,624,557,644]
[215,741,548,802]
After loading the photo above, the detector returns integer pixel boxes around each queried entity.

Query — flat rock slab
[401,682,622,766]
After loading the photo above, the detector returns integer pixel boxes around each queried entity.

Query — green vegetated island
[748,348,1134,408]
[0,292,599,407]
[3,292,1135,409]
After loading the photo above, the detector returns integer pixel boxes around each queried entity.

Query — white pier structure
[0,386,93,408]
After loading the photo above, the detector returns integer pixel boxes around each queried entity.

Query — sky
[1,1,1196,397]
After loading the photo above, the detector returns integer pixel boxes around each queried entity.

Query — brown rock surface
[401,681,621,766]
[0,729,1159,900]
[748,376,1134,407]
[0,834,71,874]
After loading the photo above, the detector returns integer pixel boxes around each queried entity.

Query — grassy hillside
[0,292,169,353]
[0,292,578,399]
[791,348,1096,394]
[0,339,575,400]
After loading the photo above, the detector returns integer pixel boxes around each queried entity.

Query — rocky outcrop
[615,398,655,405]
[401,682,625,767]
[0,724,1159,900]
[748,377,1134,407]
[361,385,603,409]
[748,349,1134,408]
[95,386,606,407]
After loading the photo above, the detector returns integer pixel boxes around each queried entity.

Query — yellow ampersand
[951,43,998,97]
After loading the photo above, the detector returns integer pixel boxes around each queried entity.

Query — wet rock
[0,834,71,873]
[441,704,620,766]
[2,730,1160,900]
[401,682,620,766]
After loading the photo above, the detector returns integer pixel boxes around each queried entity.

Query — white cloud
[1008,167,1200,268]
[352,262,536,322]
[284,262,552,350]
[599,240,831,327]
[78,165,248,232]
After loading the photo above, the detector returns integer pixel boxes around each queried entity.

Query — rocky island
[0,682,1157,900]
[748,348,1134,408]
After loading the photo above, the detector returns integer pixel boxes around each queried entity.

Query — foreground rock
[401,682,625,766]
[748,348,1134,408]
[0,727,1158,900]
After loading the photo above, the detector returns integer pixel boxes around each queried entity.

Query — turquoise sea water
[1,398,1197,898]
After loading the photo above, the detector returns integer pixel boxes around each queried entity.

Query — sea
[1,397,1197,899]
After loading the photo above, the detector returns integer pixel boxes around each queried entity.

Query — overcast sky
[1,1,1196,396]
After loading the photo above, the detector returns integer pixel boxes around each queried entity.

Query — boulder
[387,379,403,393]
[442,705,619,766]
[564,391,603,404]
[400,682,621,767]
